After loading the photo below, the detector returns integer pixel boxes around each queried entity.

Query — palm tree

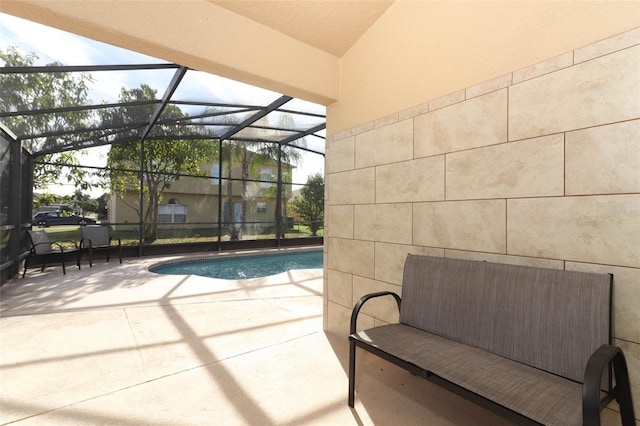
[210,111,305,240]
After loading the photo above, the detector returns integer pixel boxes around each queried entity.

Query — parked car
[32,212,96,227]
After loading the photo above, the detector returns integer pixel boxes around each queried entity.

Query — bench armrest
[350,291,401,335]
[583,344,635,426]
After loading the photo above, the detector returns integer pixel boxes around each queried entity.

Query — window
[257,202,267,213]
[260,167,273,188]
[210,163,227,185]
[159,200,187,223]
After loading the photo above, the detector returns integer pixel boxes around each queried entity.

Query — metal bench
[348,254,635,425]
[23,229,80,277]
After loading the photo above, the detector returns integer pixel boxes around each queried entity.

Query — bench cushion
[353,324,585,425]
[399,255,611,383]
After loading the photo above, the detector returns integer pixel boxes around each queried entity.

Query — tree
[96,193,110,221]
[289,173,324,236]
[259,114,303,238]
[218,115,301,241]
[100,84,216,242]
[71,189,98,216]
[0,47,94,190]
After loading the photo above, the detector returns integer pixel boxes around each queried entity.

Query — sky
[0,13,326,197]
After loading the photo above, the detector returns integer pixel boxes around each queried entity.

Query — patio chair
[80,225,122,267]
[23,230,81,277]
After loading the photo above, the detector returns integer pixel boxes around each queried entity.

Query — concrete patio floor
[1,248,524,425]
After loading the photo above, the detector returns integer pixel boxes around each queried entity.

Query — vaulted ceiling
[209,0,394,56]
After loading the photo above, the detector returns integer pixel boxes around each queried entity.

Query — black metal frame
[0,63,326,157]
[348,292,636,426]
[0,58,326,282]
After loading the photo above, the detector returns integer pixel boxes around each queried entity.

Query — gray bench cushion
[354,324,585,425]
[399,255,611,383]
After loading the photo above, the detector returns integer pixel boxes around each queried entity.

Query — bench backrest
[399,254,612,383]
[81,226,109,246]
[27,230,52,255]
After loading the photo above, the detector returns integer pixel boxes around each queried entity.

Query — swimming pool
[150,250,323,280]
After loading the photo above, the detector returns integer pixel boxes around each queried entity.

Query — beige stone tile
[566,120,640,195]
[376,156,445,203]
[374,112,399,128]
[327,268,353,308]
[327,300,356,336]
[445,250,564,269]
[326,168,375,205]
[507,195,640,268]
[575,27,640,64]
[352,276,402,324]
[325,135,354,173]
[331,128,352,141]
[567,262,640,344]
[125,298,321,378]
[374,317,391,327]
[512,52,574,84]
[355,119,413,168]
[415,89,508,157]
[446,135,564,200]
[375,242,443,285]
[326,237,375,278]
[429,89,465,111]
[325,205,353,238]
[509,46,640,141]
[354,203,413,245]
[600,407,625,426]
[398,101,430,121]
[0,310,146,424]
[351,120,374,136]
[413,200,507,253]
[466,73,512,99]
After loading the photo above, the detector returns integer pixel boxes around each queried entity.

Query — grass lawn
[37,224,323,246]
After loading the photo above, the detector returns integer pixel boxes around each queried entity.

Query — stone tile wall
[324,27,640,421]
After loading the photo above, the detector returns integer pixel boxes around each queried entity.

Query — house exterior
[6,2,639,421]
[107,154,294,235]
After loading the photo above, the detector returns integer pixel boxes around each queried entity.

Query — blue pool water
[150,250,323,280]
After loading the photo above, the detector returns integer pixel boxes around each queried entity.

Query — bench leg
[613,351,635,426]
[583,345,636,426]
[22,256,29,278]
[348,339,356,407]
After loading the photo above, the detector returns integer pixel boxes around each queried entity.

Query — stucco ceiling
[209,0,395,56]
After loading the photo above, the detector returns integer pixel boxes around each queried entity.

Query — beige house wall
[108,161,287,229]
[329,1,640,134]
[325,28,640,420]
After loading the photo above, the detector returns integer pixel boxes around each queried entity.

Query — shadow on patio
[1,253,521,425]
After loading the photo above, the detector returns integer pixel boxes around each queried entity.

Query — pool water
[150,250,323,280]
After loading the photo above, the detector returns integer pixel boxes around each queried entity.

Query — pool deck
[1,249,525,425]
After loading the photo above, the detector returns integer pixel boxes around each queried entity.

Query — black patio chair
[80,225,122,267]
[23,230,81,277]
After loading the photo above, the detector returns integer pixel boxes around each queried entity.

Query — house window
[210,163,227,185]
[260,167,273,188]
[257,202,267,213]
[159,200,187,223]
